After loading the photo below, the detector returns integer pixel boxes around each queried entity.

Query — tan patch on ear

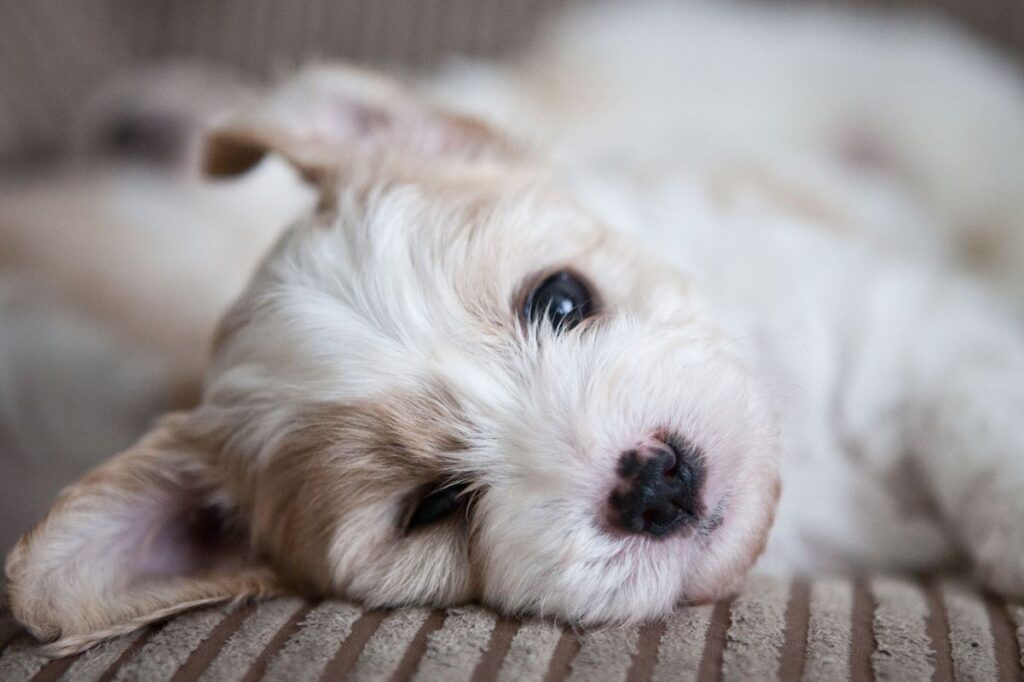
[708,162,851,232]
[4,414,282,655]
[426,109,526,162]
[202,126,340,186]
[201,66,525,189]
[202,130,269,178]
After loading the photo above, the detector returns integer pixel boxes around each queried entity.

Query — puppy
[7,4,1024,656]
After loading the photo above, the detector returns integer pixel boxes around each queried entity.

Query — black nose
[609,434,705,538]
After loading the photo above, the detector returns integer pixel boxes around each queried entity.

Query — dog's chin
[477,489,775,627]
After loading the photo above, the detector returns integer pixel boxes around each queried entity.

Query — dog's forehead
[328,174,606,274]
[208,164,699,420]
[209,176,607,395]
[310,184,602,332]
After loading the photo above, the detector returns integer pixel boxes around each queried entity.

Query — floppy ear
[202,65,515,186]
[4,414,279,656]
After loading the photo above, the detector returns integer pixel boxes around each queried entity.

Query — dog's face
[5,67,780,653]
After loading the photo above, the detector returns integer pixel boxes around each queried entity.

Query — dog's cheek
[684,463,781,603]
[329,519,477,606]
[469,490,631,621]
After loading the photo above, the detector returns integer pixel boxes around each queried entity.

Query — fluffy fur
[6,0,1024,655]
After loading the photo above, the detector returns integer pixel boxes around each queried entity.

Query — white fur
[428,0,1024,585]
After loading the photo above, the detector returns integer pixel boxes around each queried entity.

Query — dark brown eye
[523,271,597,332]
[405,480,469,533]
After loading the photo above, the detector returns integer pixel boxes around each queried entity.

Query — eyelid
[403,479,470,533]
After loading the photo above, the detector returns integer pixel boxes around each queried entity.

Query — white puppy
[6,1,1024,656]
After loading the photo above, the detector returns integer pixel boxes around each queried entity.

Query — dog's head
[6,66,780,653]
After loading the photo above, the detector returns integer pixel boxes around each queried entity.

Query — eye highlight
[405,480,469,533]
[522,271,598,332]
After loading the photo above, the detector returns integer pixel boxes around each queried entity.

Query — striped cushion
[1,577,1021,681]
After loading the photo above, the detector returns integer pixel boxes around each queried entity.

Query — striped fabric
[2,577,1021,681]
[1,0,1024,164]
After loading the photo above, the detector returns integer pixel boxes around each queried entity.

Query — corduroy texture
[803,578,855,680]
[1,0,1024,164]
[3,577,1022,681]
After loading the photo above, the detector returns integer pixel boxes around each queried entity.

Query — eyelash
[403,480,470,533]
[517,269,600,334]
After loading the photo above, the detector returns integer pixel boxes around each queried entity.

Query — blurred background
[1,0,1023,164]
[1,0,1022,559]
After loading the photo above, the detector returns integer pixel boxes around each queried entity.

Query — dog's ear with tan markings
[202,65,516,187]
[4,414,279,656]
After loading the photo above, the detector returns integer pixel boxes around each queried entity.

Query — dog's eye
[406,480,469,532]
[523,271,597,332]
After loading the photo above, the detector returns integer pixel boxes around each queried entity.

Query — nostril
[609,432,706,538]
[641,503,685,537]
[662,452,679,479]
[645,442,675,473]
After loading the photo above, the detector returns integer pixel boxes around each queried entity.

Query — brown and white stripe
[942,581,999,680]
[198,597,305,682]
[1011,604,1024,671]
[494,619,563,681]
[2,577,1022,681]
[412,606,496,682]
[261,602,366,680]
[802,578,854,680]
[721,575,791,680]
[869,577,934,680]
[347,608,432,681]
[648,602,714,681]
